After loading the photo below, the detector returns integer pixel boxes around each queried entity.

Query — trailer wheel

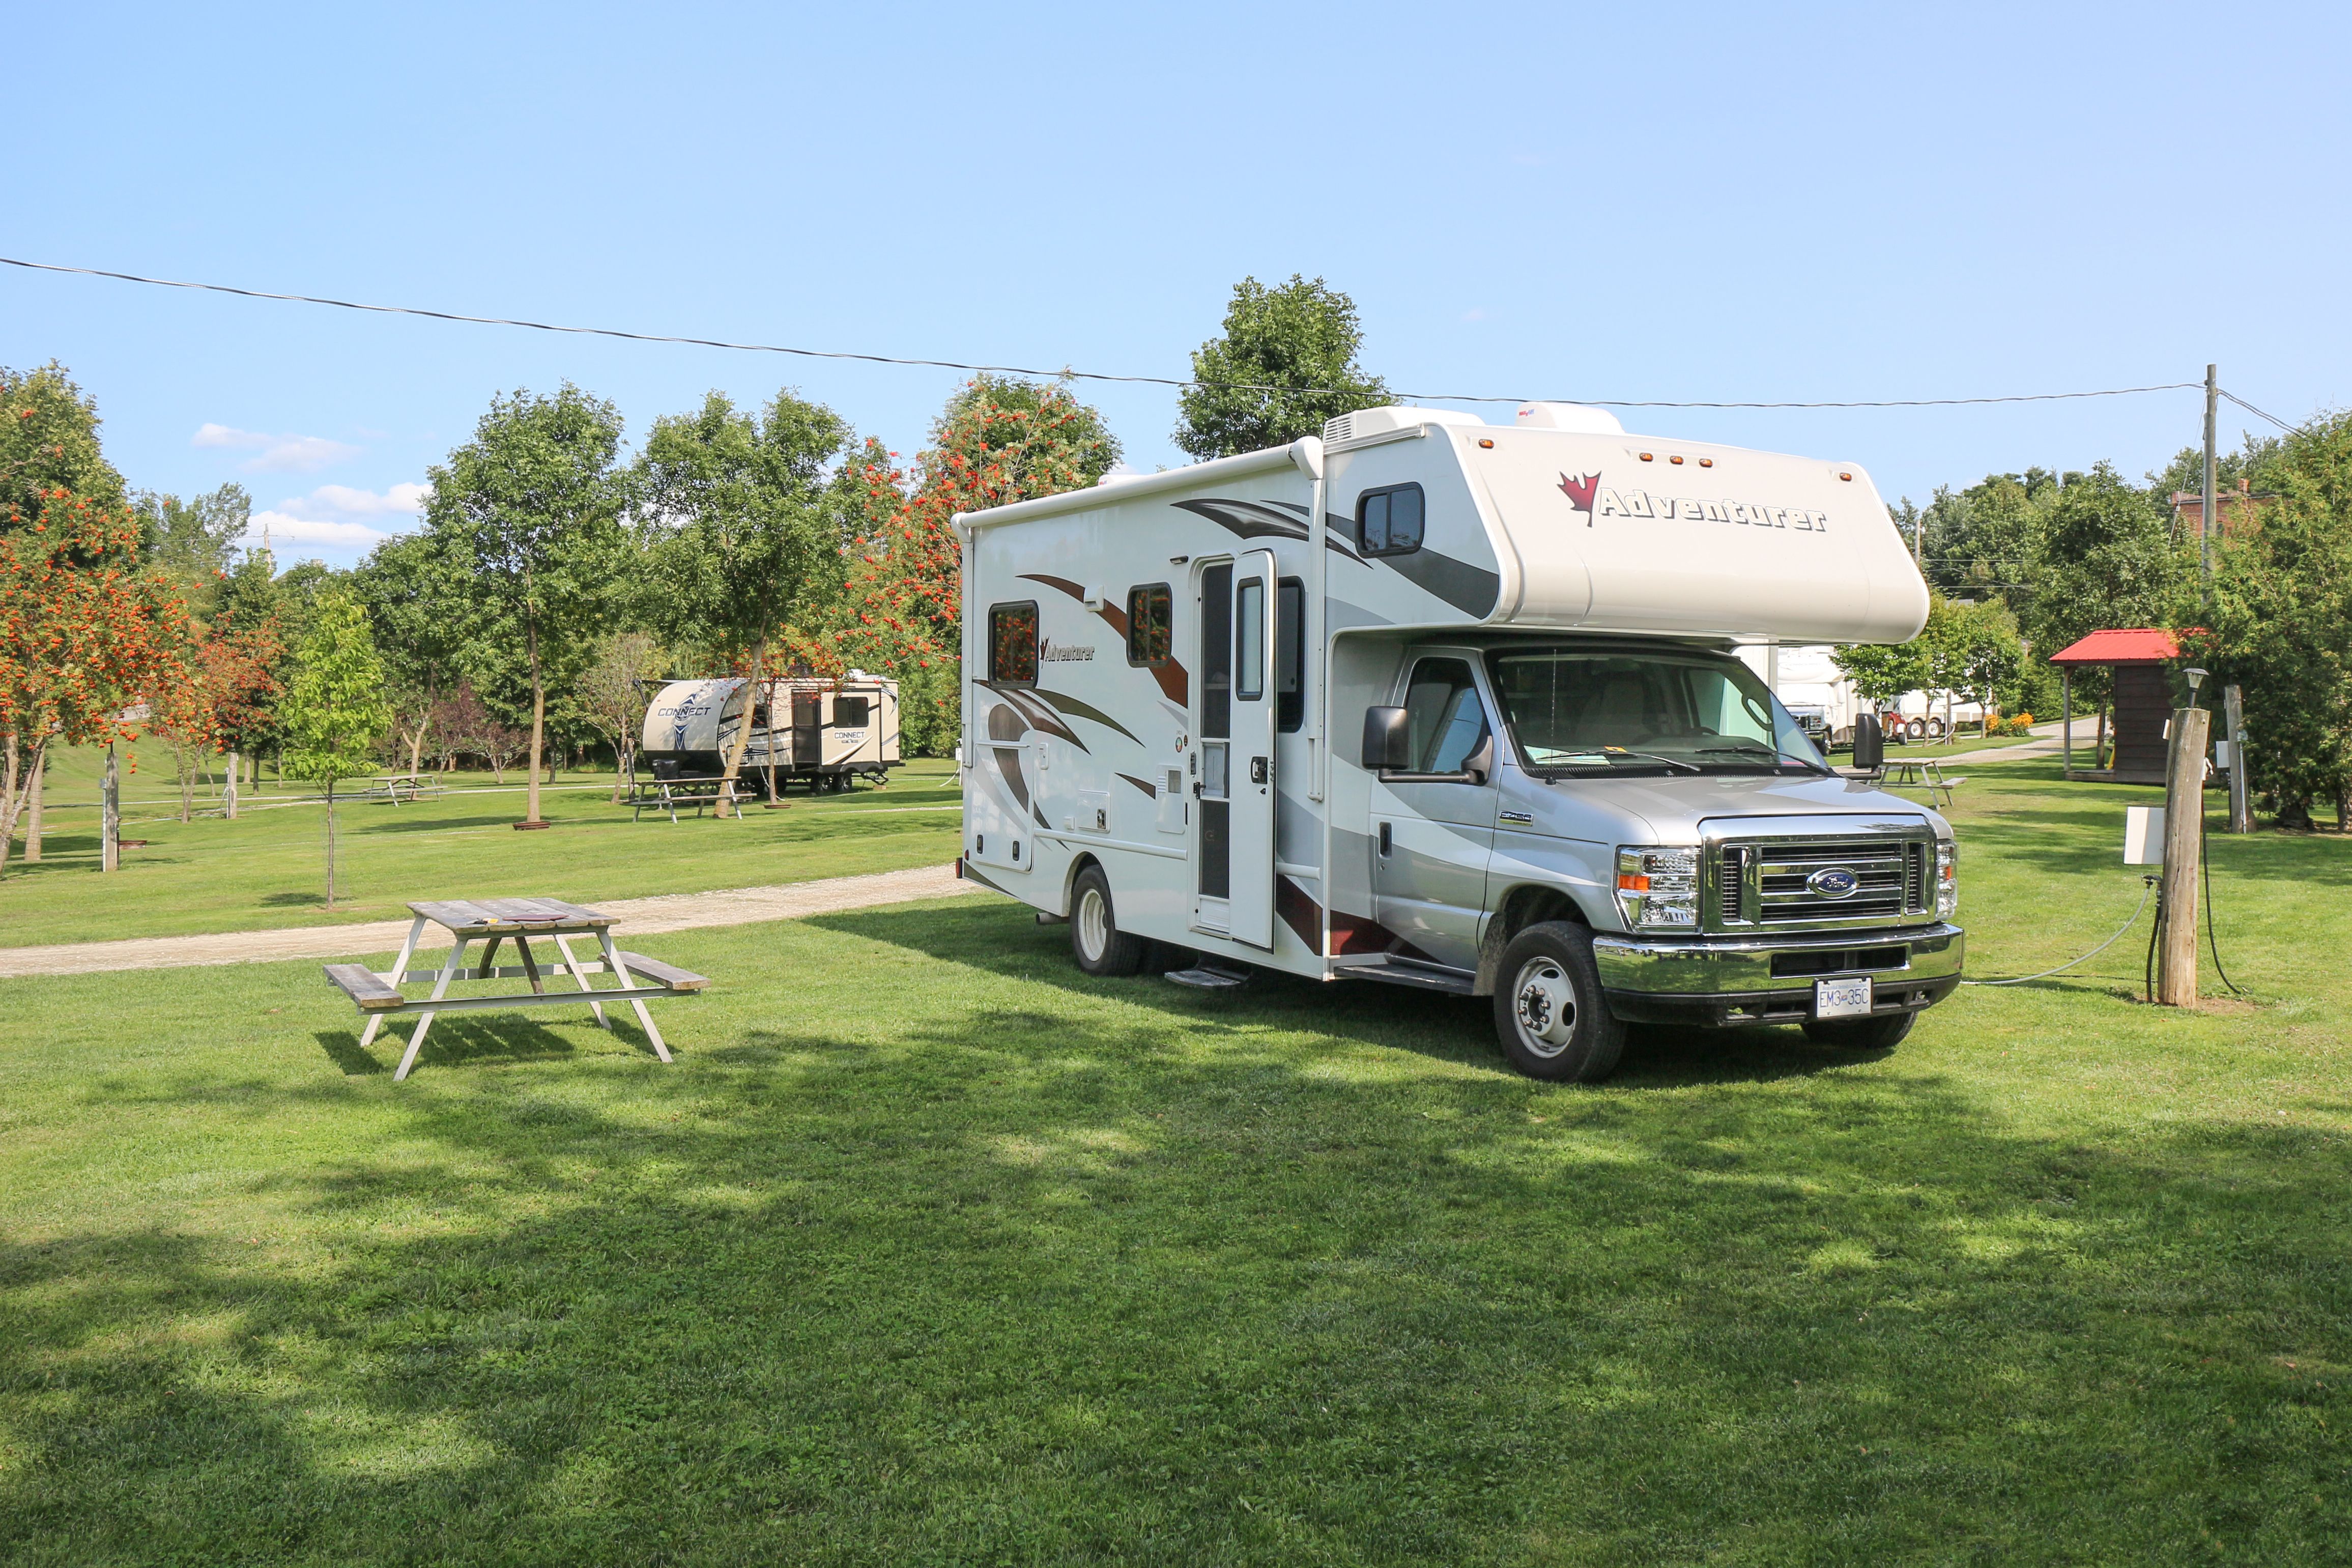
[1491,922,1626,1083]
[1801,1011,1915,1051]
[1070,865,1148,977]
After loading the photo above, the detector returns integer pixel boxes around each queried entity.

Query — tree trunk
[224,751,239,822]
[178,746,196,824]
[324,778,338,909]
[408,717,427,777]
[526,618,546,824]
[2094,706,2108,771]
[0,730,16,881]
[25,742,42,861]
[718,641,766,820]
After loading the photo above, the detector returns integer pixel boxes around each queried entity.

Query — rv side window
[988,601,1039,686]
[1276,577,1304,732]
[1236,577,1265,701]
[831,695,870,727]
[1126,583,1172,665]
[1402,657,1489,775]
[1357,483,1425,557]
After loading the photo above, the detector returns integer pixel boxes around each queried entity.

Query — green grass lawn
[0,748,964,946]
[2,763,2347,1563]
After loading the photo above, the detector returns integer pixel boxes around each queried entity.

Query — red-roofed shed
[2049,628,2187,785]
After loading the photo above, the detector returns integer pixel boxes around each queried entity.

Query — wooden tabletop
[407,897,615,934]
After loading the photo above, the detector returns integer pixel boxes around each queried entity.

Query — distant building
[2048,628,2188,786]
[2170,479,2274,542]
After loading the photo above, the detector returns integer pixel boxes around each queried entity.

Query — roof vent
[1514,402,1626,435]
[1323,405,1485,445]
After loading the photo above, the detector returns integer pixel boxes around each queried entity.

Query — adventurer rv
[641,672,902,792]
[954,403,1962,1081]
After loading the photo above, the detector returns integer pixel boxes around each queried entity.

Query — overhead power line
[2,253,2212,413]
[2217,389,2307,435]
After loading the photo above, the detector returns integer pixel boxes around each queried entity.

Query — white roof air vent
[1515,402,1626,435]
[1322,405,1486,445]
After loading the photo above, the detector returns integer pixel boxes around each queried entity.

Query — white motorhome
[642,672,902,792]
[955,403,1963,1081]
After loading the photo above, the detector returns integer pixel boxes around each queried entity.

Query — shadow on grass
[356,814,547,835]
[263,891,328,907]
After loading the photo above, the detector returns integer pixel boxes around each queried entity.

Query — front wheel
[1070,865,1149,977]
[1801,1010,1915,1050]
[1491,922,1627,1082]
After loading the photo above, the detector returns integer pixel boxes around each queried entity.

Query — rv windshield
[1486,649,1828,775]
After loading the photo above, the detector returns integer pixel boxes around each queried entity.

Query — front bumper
[1592,922,1964,1029]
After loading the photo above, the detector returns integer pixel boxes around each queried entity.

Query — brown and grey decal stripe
[1018,572,1188,706]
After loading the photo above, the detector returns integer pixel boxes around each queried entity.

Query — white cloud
[246,511,391,549]
[238,482,428,557]
[191,422,363,474]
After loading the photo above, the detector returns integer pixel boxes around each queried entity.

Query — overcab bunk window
[1126,583,1172,665]
[1357,483,1425,557]
[988,601,1039,686]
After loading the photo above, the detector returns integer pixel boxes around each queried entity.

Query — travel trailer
[641,672,902,792]
[954,403,1963,1081]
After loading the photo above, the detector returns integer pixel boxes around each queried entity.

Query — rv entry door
[1193,551,1279,946]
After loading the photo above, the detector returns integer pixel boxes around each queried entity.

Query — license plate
[1815,977,1874,1019]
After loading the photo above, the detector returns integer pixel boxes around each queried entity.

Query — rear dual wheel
[1070,865,1149,977]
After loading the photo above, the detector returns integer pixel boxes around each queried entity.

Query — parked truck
[954,402,1961,1081]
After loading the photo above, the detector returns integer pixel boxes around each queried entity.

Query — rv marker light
[1698,457,1713,467]
[1839,472,1853,480]
[1477,438,1495,449]
[1670,455,1684,464]
[1639,452,1654,461]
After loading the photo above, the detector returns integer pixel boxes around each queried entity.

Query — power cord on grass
[1965,876,2160,988]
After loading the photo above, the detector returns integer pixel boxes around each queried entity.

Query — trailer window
[831,695,870,727]
[988,601,1039,686]
[1126,583,1172,665]
[1277,577,1304,731]
[1357,484,1425,557]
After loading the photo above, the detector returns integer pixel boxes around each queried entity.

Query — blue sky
[6,2,2347,566]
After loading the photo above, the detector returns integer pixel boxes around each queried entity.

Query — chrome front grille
[1707,826,1936,932]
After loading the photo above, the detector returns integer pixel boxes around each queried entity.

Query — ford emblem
[1808,867,1861,898]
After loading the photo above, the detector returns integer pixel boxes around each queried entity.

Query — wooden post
[101,744,121,873]
[2223,685,2251,834]
[2060,670,2073,778]
[2157,706,2210,1006]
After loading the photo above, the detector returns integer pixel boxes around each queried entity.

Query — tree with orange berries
[0,489,188,877]
[828,376,1120,753]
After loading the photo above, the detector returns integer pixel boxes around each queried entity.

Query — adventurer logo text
[1558,471,1830,533]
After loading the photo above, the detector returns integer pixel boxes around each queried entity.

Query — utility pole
[2158,671,2212,1006]
[2201,364,2218,613]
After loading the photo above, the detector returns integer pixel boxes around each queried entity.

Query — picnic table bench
[626,761,740,824]
[323,897,706,1081]
[360,773,446,806]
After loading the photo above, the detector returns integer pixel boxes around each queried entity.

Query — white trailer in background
[955,402,1962,1081]
[641,672,902,792]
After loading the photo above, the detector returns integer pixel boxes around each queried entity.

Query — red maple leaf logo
[1558,471,1601,525]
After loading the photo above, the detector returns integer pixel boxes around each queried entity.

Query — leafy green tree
[1175,275,1390,460]
[0,362,127,524]
[134,482,251,618]
[352,531,468,776]
[2185,412,2352,829]
[420,385,628,825]
[636,389,849,812]
[2026,462,2191,710]
[276,589,391,908]
[1831,640,1929,708]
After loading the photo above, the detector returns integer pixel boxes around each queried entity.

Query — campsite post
[2157,671,2210,1006]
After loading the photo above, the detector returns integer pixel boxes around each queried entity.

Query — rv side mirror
[1362,706,1412,771]
[1851,713,1884,773]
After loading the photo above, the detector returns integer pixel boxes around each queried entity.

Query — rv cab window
[1402,657,1490,775]
[1357,484,1425,557]
[988,601,1039,686]
[1126,584,1172,665]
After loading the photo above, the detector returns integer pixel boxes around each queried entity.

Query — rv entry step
[1164,962,1252,991]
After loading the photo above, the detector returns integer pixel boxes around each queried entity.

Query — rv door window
[1401,658,1490,774]
[1126,583,1172,665]
[1276,577,1304,732]
[1236,577,1265,701]
[1357,484,1425,557]
[988,601,1039,686]
[831,695,870,727]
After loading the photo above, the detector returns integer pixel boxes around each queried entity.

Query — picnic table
[626,761,740,824]
[324,897,706,1081]
[1881,757,1966,808]
[362,773,445,806]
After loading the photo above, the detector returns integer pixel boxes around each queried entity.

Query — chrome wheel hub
[1512,957,1576,1057]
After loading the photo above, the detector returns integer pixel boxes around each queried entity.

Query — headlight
[1935,838,1958,917]
[1617,845,1701,928]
